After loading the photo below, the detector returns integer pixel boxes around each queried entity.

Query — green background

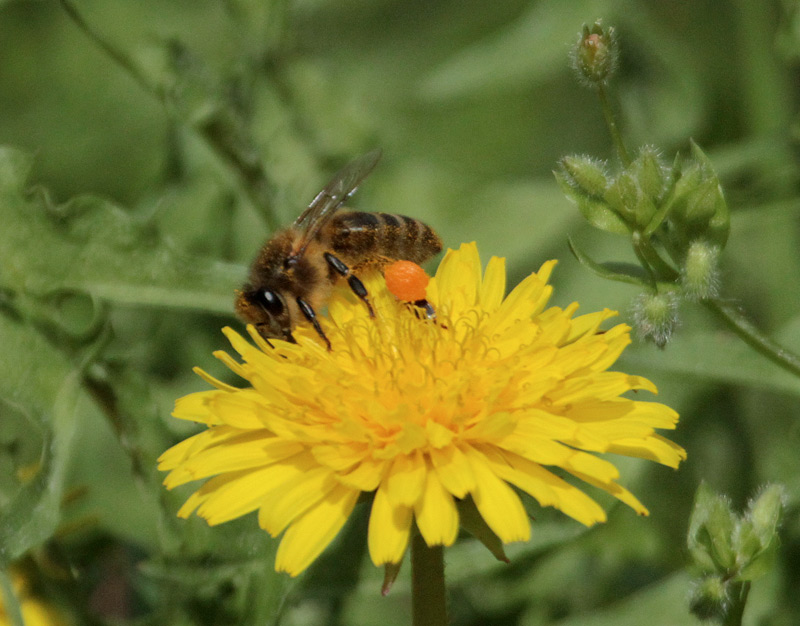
[1,0,799,624]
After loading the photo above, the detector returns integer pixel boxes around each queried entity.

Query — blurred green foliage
[1,0,799,624]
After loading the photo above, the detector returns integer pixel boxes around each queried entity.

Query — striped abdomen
[327,211,442,266]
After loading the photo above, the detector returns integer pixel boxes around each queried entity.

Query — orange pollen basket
[384,260,430,302]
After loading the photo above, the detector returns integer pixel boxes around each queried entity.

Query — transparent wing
[290,149,382,257]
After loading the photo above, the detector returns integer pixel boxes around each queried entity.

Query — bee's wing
[291,149,382,257]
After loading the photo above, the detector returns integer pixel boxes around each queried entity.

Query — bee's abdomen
[329,211,442,264]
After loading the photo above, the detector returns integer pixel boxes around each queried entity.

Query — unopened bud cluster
[557,141,729,345]
[687,483,786,623]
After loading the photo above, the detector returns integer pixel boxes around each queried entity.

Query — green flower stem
[411,532,448,626]
[0,567,25,626]
[705,298,800,379]
[631,232,680,286]
[722,581,750,626]
[596,83,631,166]
[57,0,281,232]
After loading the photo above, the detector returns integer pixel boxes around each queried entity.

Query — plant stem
[0,567,25,626]
[631,231,680,287]
[57,0,156,94]
[722,581,750,626]
[705,298,800,379]
[57,0,281,232]
[597,83,631,166]
[411,532,448,626]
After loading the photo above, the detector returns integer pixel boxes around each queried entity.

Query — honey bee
[235,150,442,349]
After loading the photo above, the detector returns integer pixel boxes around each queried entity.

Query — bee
[235,150,442,350]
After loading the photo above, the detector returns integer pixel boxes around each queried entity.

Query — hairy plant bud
[571,21,618,87]
[681,240,721,300]
[631,291,679,348]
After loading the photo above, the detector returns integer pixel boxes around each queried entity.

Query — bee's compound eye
[253,289,285,317]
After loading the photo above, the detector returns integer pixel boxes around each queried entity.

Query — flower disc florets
[159,243,685,576]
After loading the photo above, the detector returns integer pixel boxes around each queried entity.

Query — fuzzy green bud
[747,484,785,547]
[602,148,668,230]
[662,142,730,251]
[687,483,785,622]
[604,170,639,223]
[558,155,609,197]
[635,146,667,202]
[555,157,628,235]
[631,291,679,348]
[734,484,786,581]
[688,575,730,621]
[681,240,721,300]
[687,482,737,572]
[571,21,618,87]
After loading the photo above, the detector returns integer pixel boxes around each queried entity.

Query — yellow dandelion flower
[159,242,686,577]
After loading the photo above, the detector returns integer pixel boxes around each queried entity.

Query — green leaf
[0,146,244,314]
[0,315,80,562]
[567,237,651,287]
[549,572,705,626]
[445,177,580,262]
[419,0,612,99]
[622,324,800,397]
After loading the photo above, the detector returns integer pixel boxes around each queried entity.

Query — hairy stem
[705,299,800,379]
[722,581,750,626]
[597,83,631,166]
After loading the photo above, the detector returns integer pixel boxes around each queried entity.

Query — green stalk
[411,532,448,626]
[722,581,750,626]
[705,298,800,379]
[597,83,631,166]
[57,0,159,96]
[632,232,680,285]
[57,0,281,232]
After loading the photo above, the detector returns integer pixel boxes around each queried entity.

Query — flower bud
[558,155,609,197]
[571,21,618,87]
[631,291,679,348]
[604,170,640,223]
[688,575,730,621]
[555,157,628,235]
[662,142,730,250]
[732,484,786,581]
[747,484,785,547]
[635,146,667,203]
[687,482,737,572]
[681,240,720,300]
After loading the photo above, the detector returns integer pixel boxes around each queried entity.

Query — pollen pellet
[384,260,430,302]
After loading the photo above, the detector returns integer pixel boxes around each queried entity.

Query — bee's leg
[323,252,375,317]
[413,299,437,320]
[296,297,332,351]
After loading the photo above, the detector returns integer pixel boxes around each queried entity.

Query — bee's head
[235,287,294,342]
